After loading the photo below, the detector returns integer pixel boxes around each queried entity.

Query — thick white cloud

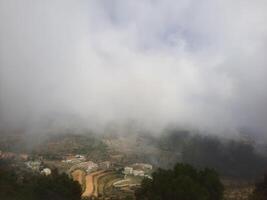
[0,0,267,135]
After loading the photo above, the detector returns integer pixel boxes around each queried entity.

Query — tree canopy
[135,163,224,200]
[0,160,82,200]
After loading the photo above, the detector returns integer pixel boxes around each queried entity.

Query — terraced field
[72,169,142,199]
[82,170,105,198]
[92,171,111,197]
[97,172,124,197]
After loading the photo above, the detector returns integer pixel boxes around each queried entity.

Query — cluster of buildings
[65,154,153,179]
[0,150,51,176]
[25,160,51,176]
[124,167,145,176]
[41,168,52,176]
[132,163,153,170]
[70,161,99,173]
[123,163,153,178]
[67,154,112,175]
[26,160,42,171]
[62,154,86,164]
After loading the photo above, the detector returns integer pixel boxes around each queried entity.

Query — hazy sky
[0,0,267,135]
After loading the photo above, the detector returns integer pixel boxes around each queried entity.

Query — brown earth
[82,170,105,198]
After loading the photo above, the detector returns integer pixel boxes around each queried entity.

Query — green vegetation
[40,134,106,153]
[0,160,82,200]
[182,135,267,179]
[135,163,224,200]
[97,172,123,196]
[33,134,108,161]
[0,133,108,161]
[157,130,267,179]
[0,133,30,153]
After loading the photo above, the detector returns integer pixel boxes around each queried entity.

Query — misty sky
[0,0,267,136]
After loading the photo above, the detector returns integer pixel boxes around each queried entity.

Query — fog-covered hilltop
[1,127,266,180]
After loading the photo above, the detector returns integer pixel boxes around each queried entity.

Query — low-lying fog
[0,0,267,140]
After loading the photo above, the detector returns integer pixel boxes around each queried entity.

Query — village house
[62,154,86,164]
[123,163,152,177]
[123,167,133,175]
[41,168,52,176]
[133,169,145,177]
[75,154,86,161]
[26,161,42,171]
[132,163,153,170]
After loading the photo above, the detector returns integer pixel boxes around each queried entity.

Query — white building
[26,161,41,171]
[75,155,86,161]
[133,170,145,177]
[133,163,153,170]
[41,168,51,176]
[123,167,133,175]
